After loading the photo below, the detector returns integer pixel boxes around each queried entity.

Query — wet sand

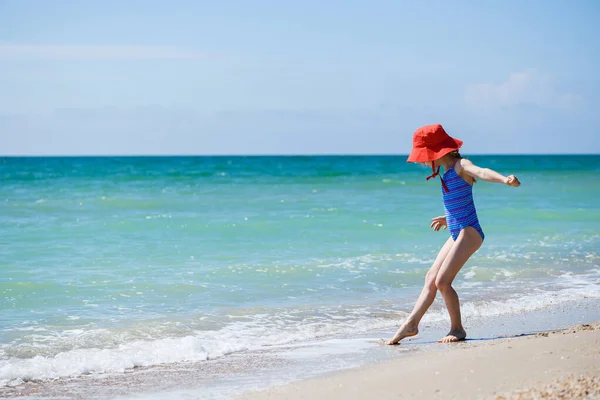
[2,320,599,399]
[239,323,600,400]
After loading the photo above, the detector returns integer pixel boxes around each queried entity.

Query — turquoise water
[1,155,599,387]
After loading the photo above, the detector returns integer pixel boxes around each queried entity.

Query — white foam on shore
[424,268,600,323]
[1,269,599,387]
[0,336,208,387]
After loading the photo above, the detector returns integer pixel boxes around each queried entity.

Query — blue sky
[1,0,599,155]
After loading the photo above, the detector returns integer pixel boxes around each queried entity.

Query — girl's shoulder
[453,158,466,173]
[455,157,475,173]
[454,158,476,185]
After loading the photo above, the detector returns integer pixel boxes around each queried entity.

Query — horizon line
[1,153,599,158]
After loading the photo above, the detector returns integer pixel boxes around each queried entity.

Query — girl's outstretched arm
[459,159,521,187]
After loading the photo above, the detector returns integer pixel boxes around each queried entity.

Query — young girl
[387,124,520,344]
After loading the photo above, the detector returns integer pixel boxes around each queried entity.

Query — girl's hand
[505,175,521,187]
[430,216,447,231]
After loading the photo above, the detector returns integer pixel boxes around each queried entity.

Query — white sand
[239,323,600,400]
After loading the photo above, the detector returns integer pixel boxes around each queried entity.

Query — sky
[1,0,599,155]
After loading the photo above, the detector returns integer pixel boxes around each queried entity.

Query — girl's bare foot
[386,323,418,345]
[438,328,466,343]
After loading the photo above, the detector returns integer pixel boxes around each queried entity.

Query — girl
[387,124,520,344]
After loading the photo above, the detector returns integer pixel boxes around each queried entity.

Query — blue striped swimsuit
[442,166,485,242]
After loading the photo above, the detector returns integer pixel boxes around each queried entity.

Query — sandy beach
[1,317,599,399]
[239,323,600,400]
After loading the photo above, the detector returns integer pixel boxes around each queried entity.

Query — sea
[1,155,599,399]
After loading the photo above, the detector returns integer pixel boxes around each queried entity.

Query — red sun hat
[407,124,463,163]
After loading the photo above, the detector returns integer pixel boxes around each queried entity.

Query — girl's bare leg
[386,237,454,344]
[435,227,482,343]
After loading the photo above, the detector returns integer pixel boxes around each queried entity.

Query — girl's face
[419,161,430,169]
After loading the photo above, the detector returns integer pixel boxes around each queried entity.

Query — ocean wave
[2,269,599,387]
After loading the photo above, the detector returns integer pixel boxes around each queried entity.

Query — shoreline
[238,323,600,400]
[2,300,600,399]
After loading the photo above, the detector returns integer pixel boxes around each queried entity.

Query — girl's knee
[435,276,452,292]
[425,271,438,289]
